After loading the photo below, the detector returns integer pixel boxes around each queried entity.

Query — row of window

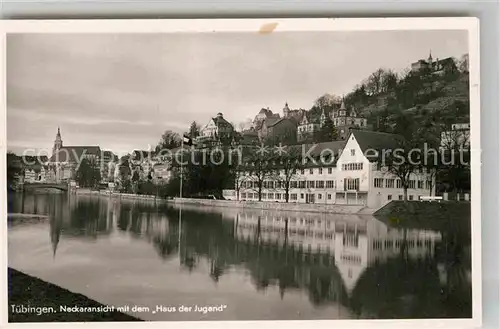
[242,180,337,189]
[374,178,431,189]
[387,194,426,201]
[342,162,363,171]
[372,239,435,250]
[240,192,336,201]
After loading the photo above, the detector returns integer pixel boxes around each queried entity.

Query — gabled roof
[350,130,405,161]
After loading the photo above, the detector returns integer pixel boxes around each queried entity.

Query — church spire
[428,50,433,63]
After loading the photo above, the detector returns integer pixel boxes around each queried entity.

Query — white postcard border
[0,17,481,329]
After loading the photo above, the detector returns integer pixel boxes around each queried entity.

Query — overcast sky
[7,30,468,156]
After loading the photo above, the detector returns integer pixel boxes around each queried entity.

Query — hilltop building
[197,112,235,146]
[331,99,368,140]
[411,51,457,75]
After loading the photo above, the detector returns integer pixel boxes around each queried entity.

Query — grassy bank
[374,201,471,235]
[8,268,141,322]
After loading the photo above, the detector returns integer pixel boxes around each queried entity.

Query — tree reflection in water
[33,194,471,319]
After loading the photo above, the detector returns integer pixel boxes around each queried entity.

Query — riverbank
[7,213,50,226]
[8,268,141,322]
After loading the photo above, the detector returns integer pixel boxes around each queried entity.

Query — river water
[7,192,472,321]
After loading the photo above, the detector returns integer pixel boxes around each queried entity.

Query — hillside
[304,54,470,132]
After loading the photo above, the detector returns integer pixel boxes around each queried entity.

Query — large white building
[232,130,435,209]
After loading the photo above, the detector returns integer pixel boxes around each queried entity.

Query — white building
[234,130,435,209]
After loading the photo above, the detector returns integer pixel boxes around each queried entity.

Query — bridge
[22,182,69,191]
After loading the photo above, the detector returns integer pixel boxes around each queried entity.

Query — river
[7,192,472,321]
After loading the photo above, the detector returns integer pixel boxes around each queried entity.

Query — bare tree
[245,150,273,201]
[272,146,304,203]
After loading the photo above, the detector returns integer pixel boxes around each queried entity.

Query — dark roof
[350,130,405,161]
[132,150,154,160]
[49,146,101,163]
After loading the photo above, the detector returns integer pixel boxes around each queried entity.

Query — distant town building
[297,112,321,142]
[411,51,457,75]
[331,99,368,140]
[440,122,470,150]
[256,116,298,144]
[253,107,280,128]
[48,127,102,183]
[197,112,234,145]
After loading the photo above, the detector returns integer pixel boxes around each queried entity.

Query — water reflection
[9,193,472,319]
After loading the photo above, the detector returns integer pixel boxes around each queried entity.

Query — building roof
[350,130,405,161]
[49,146,101,163]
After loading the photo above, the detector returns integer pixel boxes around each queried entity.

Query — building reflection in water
[14,193,469,318]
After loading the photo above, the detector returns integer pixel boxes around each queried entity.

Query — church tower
[283,102,290,118]
[53,127,63,155]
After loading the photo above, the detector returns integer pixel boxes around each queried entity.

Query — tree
[381,69,399,92]
[317,117,337,142]
[188,121,200,140]
[75,158,101,188]
[245,148,273,201]
[273,147,303,203]
[7,152,22,190]
[155,130,181,152]
[378,133,420,201]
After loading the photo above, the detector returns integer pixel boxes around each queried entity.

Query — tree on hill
[188,121,200,140]
[155,130,182,152]
[316,117,338,142]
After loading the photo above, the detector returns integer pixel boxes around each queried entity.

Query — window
[253,193,258,199]
[268,193,274,199]
[276,193,281,200]
[342,163,363,171]
[307,181,315,188]
[328,194,332,200]
[374,178,384,188]
[409,195,414,201]
[318,194,322,200]
[408,180,416,189]
[300,193,304,199]
[396,179,402,188]
[241,193,246,199]
[425,180,431,189]
[291,181,298,188]
[328,167,333,174]
[316,181,325,188]
[386,179,395,188]
[388,195,392,200]
[262,194,267,200]
[300,169,305,175]
[351,149,355,156]
[344,178,360,191]
[299,181,306,188]
[291,194,298,200]
[418,180,424,189]
[398,195,403,200]
[319,168,323,174]
[326,180,335,188]
[309,168,314,174]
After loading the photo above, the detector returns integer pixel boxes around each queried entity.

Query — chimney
[217,112,223,118]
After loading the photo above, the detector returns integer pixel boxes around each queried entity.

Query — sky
[7,30,468,156]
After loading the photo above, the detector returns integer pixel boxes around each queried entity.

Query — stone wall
[173,198,370,214]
